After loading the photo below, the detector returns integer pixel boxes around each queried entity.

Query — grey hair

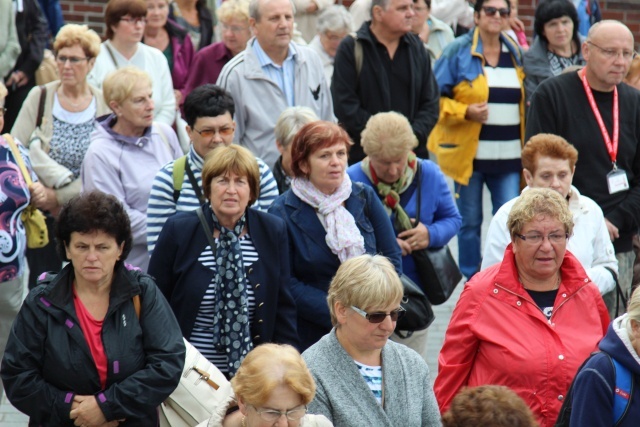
[371,0,390,14]
[274,106,319,148]
[317,5,353,34]
[249,0,296,21]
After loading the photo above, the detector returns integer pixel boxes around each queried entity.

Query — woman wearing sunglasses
[435,188,610,427]
[428,0,525,282]
[302,255,441,427]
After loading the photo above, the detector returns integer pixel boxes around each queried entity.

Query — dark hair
[474,0,511,13]
[290,121,352,178]
[534,0,580,46]
[55,191,133,267]
[105,0,147,40]
[183,84,236,128]
[412,0,431,7]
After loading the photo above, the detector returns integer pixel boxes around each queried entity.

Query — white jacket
[482,185,618,295]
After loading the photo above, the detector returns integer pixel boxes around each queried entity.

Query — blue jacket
[148,203,299,350]
[347,159,461,289]
[268,182,402,351]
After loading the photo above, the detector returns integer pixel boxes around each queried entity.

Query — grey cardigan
[302,329,442,427]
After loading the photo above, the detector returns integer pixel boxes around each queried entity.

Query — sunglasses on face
[482,6,510,18]
[351,306,406,323]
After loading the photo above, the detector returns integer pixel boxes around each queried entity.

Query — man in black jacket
[331,0,439,163]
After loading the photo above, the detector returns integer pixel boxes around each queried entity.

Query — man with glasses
[146,84,278,254]
[527,20,640,318]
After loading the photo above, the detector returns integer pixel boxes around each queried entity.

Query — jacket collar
[242,37,303,79]
[96,113,154,147]
[469,26,524,66]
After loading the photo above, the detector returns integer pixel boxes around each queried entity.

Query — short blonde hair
[274,106,319,148]
[327,254,403,326]
[218,0,250,23]
[231,344,316,406]
[0,82,7,100]
[361,112,418,159]
[626,287,640,343]
[201,145,261,206]
[102,66,152,106]
[53,24,102,58]
[507,188,574,238]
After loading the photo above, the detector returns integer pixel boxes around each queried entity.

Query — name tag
[607,169,630,194]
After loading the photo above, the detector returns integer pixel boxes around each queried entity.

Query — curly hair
[53,24,102,58]
[507,187,574,238]
[442,385,539,427]
[55,191,133,266]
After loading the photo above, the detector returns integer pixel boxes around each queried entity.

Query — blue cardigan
[148,203,299,350]
[268,182,402,351]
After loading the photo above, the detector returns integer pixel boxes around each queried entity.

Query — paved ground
[0,185,493,425]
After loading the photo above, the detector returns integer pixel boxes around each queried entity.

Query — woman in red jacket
[435,188,610,427]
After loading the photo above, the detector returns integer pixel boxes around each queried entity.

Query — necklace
[58,89,89,108]
[241,416,246,427]
[519,274,561,291]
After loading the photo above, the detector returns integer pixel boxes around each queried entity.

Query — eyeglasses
[221,23,249,33]
[514,232,569,245]
[120,16,147,25]
[56,56,89,65]
[193,125,235,138]
[587,41,637,61]
[351,306,406,323]
[482,6,510,18]
[249,405,307,422]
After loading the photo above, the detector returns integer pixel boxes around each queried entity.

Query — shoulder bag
[410,161,462,305]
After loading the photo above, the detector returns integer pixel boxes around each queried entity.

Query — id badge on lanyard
[580,68,628,194]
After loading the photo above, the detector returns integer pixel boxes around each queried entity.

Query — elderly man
[482,133,618,298]
[216,0,333,170]
[332,0,439,162]
[146,84,278,254]
[526,20,640,317]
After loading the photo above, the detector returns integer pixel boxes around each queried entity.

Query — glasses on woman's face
[120,16,147,25]
[56,55,89,65]
[351,306,406,323]
[193,125,235,139]
[249,404,307,422]
[514,232,569,245]
[482,6,510,18]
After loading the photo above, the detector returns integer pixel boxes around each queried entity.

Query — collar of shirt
[252,39,297,68]
[188,145,205,171]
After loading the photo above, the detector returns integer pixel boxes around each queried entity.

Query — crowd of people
[1,0,639,426]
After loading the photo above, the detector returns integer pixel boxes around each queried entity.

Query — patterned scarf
[361,152,418,232]
[209,209,252,375]
[291,174,366,262]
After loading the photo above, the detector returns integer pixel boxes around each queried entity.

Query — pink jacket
[435,244,609,427]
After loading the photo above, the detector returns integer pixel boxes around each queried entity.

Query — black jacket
[331,22,440,161]
[0,264,185,426]
[11,0,49,79]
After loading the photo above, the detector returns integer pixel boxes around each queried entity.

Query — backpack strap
[36,85,46,129]
[172,155,187,203]
[611,355,633,426]
[132,295,141,319]
[185,157,205,204]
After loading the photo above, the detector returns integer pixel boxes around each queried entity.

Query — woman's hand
[465,102,489,123]
[398,220,430,251]
[397,237,413,256]
[70,395,111,427]
[30,184,60,215]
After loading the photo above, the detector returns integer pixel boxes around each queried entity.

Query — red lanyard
[580,68,619,165]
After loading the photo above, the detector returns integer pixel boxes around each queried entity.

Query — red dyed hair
[290,121,353,178]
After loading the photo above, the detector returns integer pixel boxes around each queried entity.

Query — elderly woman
[149,144,298,377]
[0,191,185,426]
[82,67,182,272]
[302,254,441,426]
[269,121,402,351]
[428,0,525,280]
[11,23,110,288]
[566,286,640,426]
[183,0,252,95]
[308,5,352,85]
[524,0,584,101]
[347,112,461,357]
[273,106,319,194]
[87,0,176,126]
[143,0,195,107]
[0,82,46,402]
[199,344,331,426]
[411,0,455,63]
[435,188,610,427]
[169,0,214,51]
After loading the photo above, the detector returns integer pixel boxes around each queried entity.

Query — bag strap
[36,85,46,129]
[3,134,32,186]
[105,43,120,69]
[611,355,633,426]
[605,266,627,317]
[133,295,141,319]
[185,159,205,204]
[172,155,187,203]
[196,206,217,257]
[413,160,422,229]
[154,122,172,154]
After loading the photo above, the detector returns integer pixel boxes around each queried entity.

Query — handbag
[396,273,435,334]
[35,49,59,86]
[3,134,49,248]
[410,162,462,305]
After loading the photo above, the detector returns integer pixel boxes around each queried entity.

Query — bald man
[526,20,640,318]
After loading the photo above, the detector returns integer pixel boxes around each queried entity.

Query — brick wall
[60,0,109,37]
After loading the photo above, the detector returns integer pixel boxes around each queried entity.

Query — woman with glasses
[524,0,585,102]
[302,255,441,426]
[428,0,525,281]
[82,67,182,272]
[87,0,176,126]
[435,188,610,426]
[11,23,110,289]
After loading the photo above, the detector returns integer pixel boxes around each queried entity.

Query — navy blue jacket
[148,203,299,350]
[269,182,403,351]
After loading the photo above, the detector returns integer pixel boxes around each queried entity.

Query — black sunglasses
[351,306,406,323]
[482,6,510,18]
